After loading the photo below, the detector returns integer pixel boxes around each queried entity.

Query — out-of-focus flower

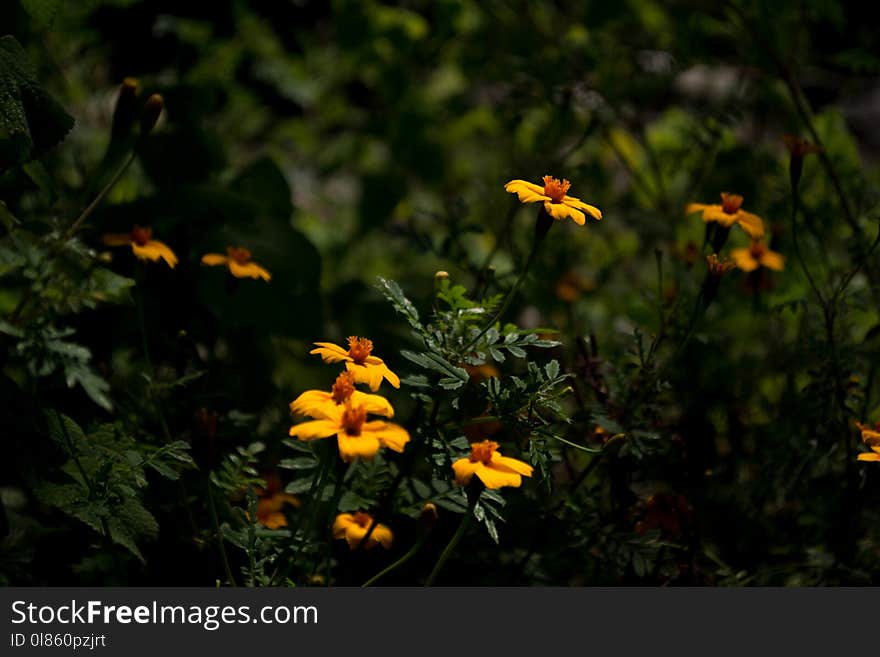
[730,240,785,272]
[706,254,735,277]
[333,512,392,549]
[555,270,595,302]
[252,473,301,529]
[452,440,533,489]
[289,401,409,462]
[686,193,765,239]
[201,246,271,281]
[464,363,500,382]
[290,371,394,420]
[505,175,602,226]
[311,336,400,391]
[634,493,694,539]
[856,421,880,462]
[102,225,178,268]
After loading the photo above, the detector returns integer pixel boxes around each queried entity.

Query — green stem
[64,151,136,241]
[790,189,826,308]
[362,536,427,588]
[424,489,480,586]
[206,481,236,587]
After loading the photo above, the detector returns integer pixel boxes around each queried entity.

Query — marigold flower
[333,511,392,549]
[289,401,409,462]
[201,246,271,281]
[256,492,301,529]
[290,371,394,420]
[686,193,765,239]
[102,225,178,268]
[730,240,785,272]
[452,440,533,489]
[310,336,400,391]
[706,253,735,276]
[505,175,602,226]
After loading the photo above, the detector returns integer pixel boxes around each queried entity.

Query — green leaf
[0,36,74,170]
[377,276,422,331]
[21,0,63,29]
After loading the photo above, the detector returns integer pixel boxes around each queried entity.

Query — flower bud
[783,134,822,192]
[140,93,165,136]
[111,77,140,140]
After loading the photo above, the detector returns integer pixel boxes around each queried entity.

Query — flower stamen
[341,403,367,436]
[347,336,374,364]
[720,193,744,214]
[131,225,153,246]
[226,246,252,264]
[542,175,571,203]
[331,371,356,404]
[469,440,499,464]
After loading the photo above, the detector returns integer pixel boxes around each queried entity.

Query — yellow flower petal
[474,462,523,489]
[699,206,737,227]
[336,431,382,462]
[229,259,272,281]
[289,419,340,441]
[730,248,759,272]
[332,513,355,537]
[370,524,394,549]
[544,201,586,225]
[452,458,479,486]
[350,390,394,418]
[491,454,534,477]
[132,240,178,268]
[201,253,228,266]
[310,342,352,364]
[857,452,880,462]
[362,421,410,453]
[504,179,550,204]
[735,211,765,239]
[563,195,602,220]
[685,203,709,216]
[759,250,785,271]
[289,390,336,418]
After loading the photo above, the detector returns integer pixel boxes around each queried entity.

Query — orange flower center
[226,246,252,264]
[469,440,499,464]
[347,336,373,364]
[331,371,356,404]
[130,225,153,246]
[352,511,372,528]
[542,175,571,203]
[720,193,743,214]
[341,403,367,436]
[749,241,767,259]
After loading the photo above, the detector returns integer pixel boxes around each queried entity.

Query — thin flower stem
[64,151,136,241]
[790,190,826,308]
[362,536,427,588]
[206,481,237,587]
[463,230,547,354]
[424,489,480,586]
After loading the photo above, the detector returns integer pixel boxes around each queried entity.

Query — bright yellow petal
[475,463,522,489]
[132,240,178,268]
[350,390,394,417]
[333,513,355,539]
[201,253,228,266]
[700,206,737,227]
[102,233,133,247]
[289,419,340,441]
[337,432,382,462]
[563,195,602,220]
[229,259,272,281]
[544,201,586,225]
[370,524,393,549]
[735,211,765,239]
[310,342,351,364]
[491,454,534,477]
[452,458,479,486]
[685,203,709,216]
[730,248,759,272]
[289,390,337,418]
[504,180,550,204]
[363,421,410,453]
[759,250,785,271]
[857,452,880,462]
[260,512,288,529]
[381,364,400,388]
[346,362,384,391]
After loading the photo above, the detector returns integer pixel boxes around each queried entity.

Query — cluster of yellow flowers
[686,193,785,274]
[101,225,272,281]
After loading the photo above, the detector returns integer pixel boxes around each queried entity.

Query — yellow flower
[505,175,602,226]
[857,421,880,462]
[333,511,392,550]
[452,440,533,489]
[290,371,394,420]
[102,225,178,268]
[686,193,765,239]
[310,336,400,391]
[201,246,271,281]
[730,240,785,272]
[289,401,410,462]
[256,492,301,529]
